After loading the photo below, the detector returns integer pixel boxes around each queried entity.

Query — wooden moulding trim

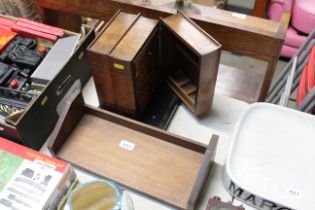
[186,10,281,39]
[85,104,208,153]
[107,14,142,56]
[188,134,219,209]
[194,18,282,58]
[47,90,85,155]
[118,20,159,63]
[160,19,200,57]
[87,10,141,55]
[160,12,220,57]
[177,10,222,48]
[86,9,123,52]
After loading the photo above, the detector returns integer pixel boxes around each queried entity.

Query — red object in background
[37,46,46,53]
[11,25,57,42]
[0,17,62,42]
[297,46,315,106]
[0,28,17,52]
[0,24,12,31]
[0,17,16,27]
[9,80,19,89]
[18,18,64,36]
[297,64,308,105]
[307,46,315,91]
[16,21,64,37]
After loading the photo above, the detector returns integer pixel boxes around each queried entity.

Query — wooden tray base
[48,91,218,209]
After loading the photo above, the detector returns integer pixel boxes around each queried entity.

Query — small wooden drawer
[133,28,159,77]
[48,90,219,210]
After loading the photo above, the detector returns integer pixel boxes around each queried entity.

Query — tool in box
[0,17,66,117]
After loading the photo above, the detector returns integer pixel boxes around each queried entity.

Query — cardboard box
[0,137,77,210]
[0,15,96,150]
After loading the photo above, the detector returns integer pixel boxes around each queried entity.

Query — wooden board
[216,64,264,103]
[48,91,218,209]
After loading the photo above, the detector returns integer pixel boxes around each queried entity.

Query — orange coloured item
[297,45,315,106]
[0,28,17,52]
[297,64,308,105]
[307,46,315,91]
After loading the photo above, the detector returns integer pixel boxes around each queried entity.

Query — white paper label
[287,188,302,198]
[232,12,247,20]
[119,140,135,151]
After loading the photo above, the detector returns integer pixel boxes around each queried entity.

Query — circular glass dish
[67,180,122,210]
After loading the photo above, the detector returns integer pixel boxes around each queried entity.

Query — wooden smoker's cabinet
[88,11,160,117]
[88,11,221,117]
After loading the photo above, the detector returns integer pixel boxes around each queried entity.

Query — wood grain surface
[216,64,264,103]
[87,12,139,110]
[58,114,203,208]
[88,12,159,117]
[37,0,289,102]
[161,12,221,115]
[48,91,218,209]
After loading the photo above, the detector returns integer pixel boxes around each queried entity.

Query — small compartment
[162,30,199,107]
[160,12,221,116]
[168,70,197,105]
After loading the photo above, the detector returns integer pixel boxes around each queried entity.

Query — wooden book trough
[47,90,219,210]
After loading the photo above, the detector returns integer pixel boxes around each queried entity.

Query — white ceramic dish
[224,103,315,210]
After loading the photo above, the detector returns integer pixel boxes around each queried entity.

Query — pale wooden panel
[215,64,264,103]
[58,114,203,209]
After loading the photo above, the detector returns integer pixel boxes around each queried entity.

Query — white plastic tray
[224,103,315,210]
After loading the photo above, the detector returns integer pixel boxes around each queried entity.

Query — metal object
[206,196,244,210]
[267,28,315,104]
